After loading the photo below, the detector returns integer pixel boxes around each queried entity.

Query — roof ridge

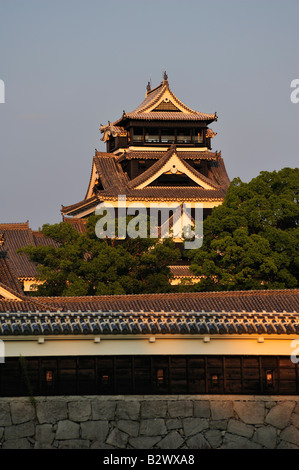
[0,222,30,231]
[34,288,299,301]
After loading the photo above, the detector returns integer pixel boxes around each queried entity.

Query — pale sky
[0,0,298,229]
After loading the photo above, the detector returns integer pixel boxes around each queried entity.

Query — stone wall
[0,395,299,449]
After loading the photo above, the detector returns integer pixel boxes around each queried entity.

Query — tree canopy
[186,167,299,291]
[22,215,180,296]
[21,167,298,296]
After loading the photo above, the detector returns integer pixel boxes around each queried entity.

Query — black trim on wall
[0,355,298,397]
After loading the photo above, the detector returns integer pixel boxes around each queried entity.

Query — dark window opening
[148,173,197,187]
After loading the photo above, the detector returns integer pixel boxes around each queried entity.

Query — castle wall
[1,395,299,449]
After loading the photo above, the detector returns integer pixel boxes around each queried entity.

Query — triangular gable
[152,98,182,113]
[142,86,194,115]
[129,149,219,190]
[0,283,23,301]
[111,78,217,125]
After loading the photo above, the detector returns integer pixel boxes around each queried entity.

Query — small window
[46,370,54,385]
[212,374,219,385]
[157,368,165,385]
[102,375,109,385]
[266,370,274,387]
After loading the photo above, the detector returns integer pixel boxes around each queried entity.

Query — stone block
[168,401,193,418]
[204,430,222,448]
[141,400,168,418]
[129,436,161,449]
[280,425,299,446]
[106,428,129,448]
[2,438,32,449]
[182,417,209,436]
[186,433,210,449]
[234,401,264,424]
[36,401,67,424]
[0,403,12,426]
[58,439,90,449]
[156,430,184,449]
[265,402,295,429]
[10,401,35,424]
[91,400,116,420]
[210,420,228,430]
[291,412,299,429]
[253,425,277,449]
[68,401,91,422]
[55,420,80,440]
[278,440,299,449]
[117,419,139,437]
[140,418,167,436]
[5,421,35,440]
[116,401,140,420]
[211,401,234,420]
[227,419,254,438]
[166,418,182,430]
[194,401,210,418]
[90,441,115,449]
[35,424,54,445]
[221,433,262,449]
[81,420,109,441]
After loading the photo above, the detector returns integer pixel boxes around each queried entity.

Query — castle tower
[61,75,230,223]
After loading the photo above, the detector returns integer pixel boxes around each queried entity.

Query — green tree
[22,215,180,296]
[187,167,299,291]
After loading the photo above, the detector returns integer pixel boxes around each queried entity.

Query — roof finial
[146,81,151,92]
[163,70,168,81]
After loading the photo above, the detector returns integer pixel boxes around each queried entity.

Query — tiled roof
[93,154,129,190]
[208,156,230,190]
[112,79,217,126]
[0,289,297,314]
[63,217,87,234]
[62,196,99,215]
[0,223,58,279]
[61,187,226,216]
[118,187,226,201]
[121,150,219,161]
[100,124,127,142]
[123,112,216,121]
[169,265,200,278]
[0,289,298,336]
[0,255,24,296]
[62,147,228,216]
[127,146,220,190]
[1,309,299,336]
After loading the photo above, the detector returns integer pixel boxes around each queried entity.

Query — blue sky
[0,0,298,229]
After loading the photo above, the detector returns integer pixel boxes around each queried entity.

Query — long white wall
[2,334,297,357]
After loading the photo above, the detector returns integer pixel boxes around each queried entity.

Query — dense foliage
[22,167,298,296]
[187,167,299,291]
[22,215,180,296]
